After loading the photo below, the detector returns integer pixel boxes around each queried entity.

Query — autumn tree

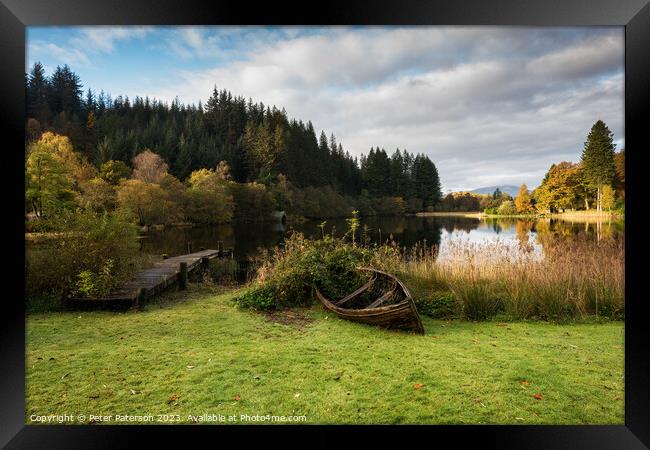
[185,168,234,224]
[497,200,517,215]
[25,132,93,217]
[581,120,615,213]
[116,179,178,226]
[533,162,589,212]
[601,185,616,211]
[99,160,132,185]
[514,184,534,214]
[132,149,169,183]
[215,160,232,181]
[79,177,116,212]
[613,149,625,199]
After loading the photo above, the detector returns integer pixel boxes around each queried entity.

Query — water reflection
[140,215,624,261]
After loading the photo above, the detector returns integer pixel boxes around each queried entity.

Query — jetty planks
[67,249,222,305]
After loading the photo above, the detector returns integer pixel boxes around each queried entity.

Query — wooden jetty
[66,249,230,309]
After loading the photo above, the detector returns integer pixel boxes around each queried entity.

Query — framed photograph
[4,0,648,447]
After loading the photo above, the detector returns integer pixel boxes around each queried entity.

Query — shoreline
[414,211,624,221]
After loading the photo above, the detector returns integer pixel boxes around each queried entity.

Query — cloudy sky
[27,26,624,192]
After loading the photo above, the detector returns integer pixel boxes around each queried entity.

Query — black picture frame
[2,0,648,448]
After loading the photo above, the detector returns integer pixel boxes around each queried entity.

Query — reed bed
[396,235,624,321]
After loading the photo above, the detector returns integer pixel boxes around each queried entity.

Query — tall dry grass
[396,234,624,321]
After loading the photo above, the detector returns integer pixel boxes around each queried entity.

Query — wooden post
[187,242,193,254]
[201,256,210,272]
[217,241,223,256]
[135,288,146,311]
[179,262,188,290]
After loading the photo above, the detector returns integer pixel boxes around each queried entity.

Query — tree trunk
[598,184,602,213]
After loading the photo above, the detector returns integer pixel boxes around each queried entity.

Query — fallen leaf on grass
[520,381,530,387]
[130,389,140,395]
[60,373,69,380]
[472,339,480,345]
[532,393,543,400]
[414,383,425,390]
[233,395,241,401]
[294,393,301,398]
[167,394,181,404]
[186,365,195,370]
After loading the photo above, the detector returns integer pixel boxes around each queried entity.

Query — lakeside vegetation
[26,285,624,425]
[234,223,623,322]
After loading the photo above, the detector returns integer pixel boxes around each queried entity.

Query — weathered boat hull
[315,268,425,334]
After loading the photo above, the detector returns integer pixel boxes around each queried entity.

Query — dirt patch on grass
[262,309,315,328]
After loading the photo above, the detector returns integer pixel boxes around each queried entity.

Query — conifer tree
[581,120,615,212]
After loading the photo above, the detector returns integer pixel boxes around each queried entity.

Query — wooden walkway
[67,249,225,307]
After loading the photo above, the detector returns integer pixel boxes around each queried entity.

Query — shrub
[233,233,401,310]
[235,284,279,310]
[26,210,142,307]
[497,200,517,216]
[413,291,458,318]
[71,259,115,298]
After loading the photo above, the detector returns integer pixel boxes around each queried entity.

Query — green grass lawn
[26,284,624,425]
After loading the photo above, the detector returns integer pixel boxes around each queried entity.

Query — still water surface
[140,215,624,261]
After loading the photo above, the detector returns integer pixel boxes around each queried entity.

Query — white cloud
[47,26,624,191]
[71,26,153,53]
[29,41,91,67]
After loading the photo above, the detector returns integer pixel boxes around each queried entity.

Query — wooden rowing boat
[315,268,425,334]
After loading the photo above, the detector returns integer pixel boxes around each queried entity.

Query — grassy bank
[26,285,624,425]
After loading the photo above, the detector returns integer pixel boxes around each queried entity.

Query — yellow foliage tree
[116,179,178,226]
[514,184,534,214]
[25,132,95,217]
[601,185,615,211]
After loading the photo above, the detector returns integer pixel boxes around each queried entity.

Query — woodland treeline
[25,62,443,221]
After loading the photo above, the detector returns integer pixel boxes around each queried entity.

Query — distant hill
[470,185,521,197]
